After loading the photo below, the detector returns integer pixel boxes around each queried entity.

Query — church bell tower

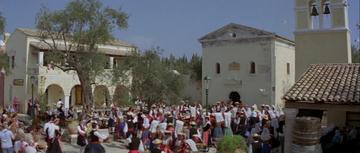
[294,0,352,79]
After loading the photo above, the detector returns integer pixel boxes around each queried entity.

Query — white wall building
[200,23,295,107]
[3,28,136,112]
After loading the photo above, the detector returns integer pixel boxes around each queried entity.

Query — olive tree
[36,0,128,111]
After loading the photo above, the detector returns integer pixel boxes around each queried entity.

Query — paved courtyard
[60,129,128,153]
[62,141,129,153]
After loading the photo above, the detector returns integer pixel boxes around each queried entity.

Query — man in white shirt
[0,123,15,153]
[43,116,55,135]
[46,119,60,140]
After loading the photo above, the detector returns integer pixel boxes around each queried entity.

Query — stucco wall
[4,30,132,112]
[294,28,351,79]
[274,41,295,107]
[202,39,273,105]
[4,30,28,111]
[181,75,202,102]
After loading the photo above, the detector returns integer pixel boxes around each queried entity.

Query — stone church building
[199,23,295,107]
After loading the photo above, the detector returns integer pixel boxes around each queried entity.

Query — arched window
[287,63,290,75]
[250,62,256,74]
[216,63,220,74]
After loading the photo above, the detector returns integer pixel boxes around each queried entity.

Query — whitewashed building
[199,23,295,107]
[3,28,136,112]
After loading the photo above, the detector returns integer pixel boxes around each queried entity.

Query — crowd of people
[0,100,286,153]
[0,98,357,153]
[74,100,287,153]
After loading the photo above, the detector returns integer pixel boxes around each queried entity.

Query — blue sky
[0,0,359,57]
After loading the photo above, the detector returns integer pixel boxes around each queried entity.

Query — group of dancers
[75,100,286,153]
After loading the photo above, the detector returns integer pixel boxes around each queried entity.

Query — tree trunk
[77,70,93,113]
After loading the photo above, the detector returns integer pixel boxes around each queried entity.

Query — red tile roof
[283,64,360,104]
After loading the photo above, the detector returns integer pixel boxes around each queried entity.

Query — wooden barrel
[292,117,321,146]
[291,143,322,153]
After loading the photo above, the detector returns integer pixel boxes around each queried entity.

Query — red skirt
[203,130,210,145]
[129,150,139,153]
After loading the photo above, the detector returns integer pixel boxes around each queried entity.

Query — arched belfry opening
[309,0,333,29]
[309,0,320,29]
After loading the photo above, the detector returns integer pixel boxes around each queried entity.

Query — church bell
[311,5,319,16]
[323,4,331,14]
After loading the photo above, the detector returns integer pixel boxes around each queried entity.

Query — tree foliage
[114,48,185,105]
[0,12,5,34]
[352,45,360,63]
[0,53,9,73]
[0,12,9,74]
[162,53,202,81]
[35,0,128,110]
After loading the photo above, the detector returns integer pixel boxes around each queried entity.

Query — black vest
[90,130,100,142]
[128,137,141,150]
[189,128,197,138]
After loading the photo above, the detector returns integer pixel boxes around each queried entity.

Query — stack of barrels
[292,116,322,153]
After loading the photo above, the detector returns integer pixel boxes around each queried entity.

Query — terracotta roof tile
[283,64,360,104]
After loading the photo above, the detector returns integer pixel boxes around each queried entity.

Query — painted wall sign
[13,79,24,86]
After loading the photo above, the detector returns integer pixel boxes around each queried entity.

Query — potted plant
[66,119,79,135]
[217,135,247,153]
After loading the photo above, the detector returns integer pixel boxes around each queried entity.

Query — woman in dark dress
[84,123,107,153]
[128,132,143,153]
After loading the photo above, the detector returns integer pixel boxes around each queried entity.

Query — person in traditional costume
[117,116,126,139]
[212,112,224,139]
[162,130,174,153]
[0,123,15,153]
[202,116,211,146]
[185,138,198,152]
[175,133,188,153]
[14,131,26,153]
[260,122,271,153]
[250,133,262,153]
[77,120,87,153]
[141,114,151,149]
[150,139,163,153]
[230,102,239,132]
[136,113,144,132]
[189,121,198,139]
[215,102,221,112]
[126,115,135,138]
[45,118,62,153]
[166,123,175,133]
[237,109,248,135]
[107,112,115,134]
[128,132,144,153]
[84,122,108,153]
[23,134,37,153]
[223,110,233,136]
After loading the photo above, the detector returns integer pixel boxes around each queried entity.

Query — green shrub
[217,135,247,153]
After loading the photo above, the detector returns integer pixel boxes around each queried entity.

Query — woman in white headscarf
[223,110,233,136]
[212,112,224,139]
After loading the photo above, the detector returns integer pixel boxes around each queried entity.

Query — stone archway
[113,85,130,107]
[93,85,110,107]
[45,84,64,107]
[70,85,83,106]
[229,91,241,103]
